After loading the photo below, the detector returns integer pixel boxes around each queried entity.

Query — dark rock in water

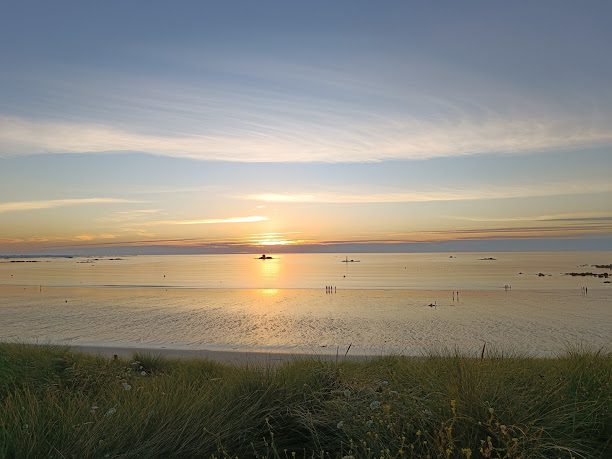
[604,281,611,284]
[592,264,612,269]
[537,273,546,277]
[565,272,609,278]
[479,257,496,261]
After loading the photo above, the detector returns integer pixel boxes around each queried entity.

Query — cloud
[1,113,611,163]
[446,212,612,223]
[74,233,117,241]
[115,209,161,215]
[148,216,268,225]
[242,181,612,204]
[0,197,137,214]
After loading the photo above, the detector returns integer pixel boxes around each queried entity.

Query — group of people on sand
[504,284,512,291]
[581,286,588,295]
[452,291,460,301]
[325,285,337,294]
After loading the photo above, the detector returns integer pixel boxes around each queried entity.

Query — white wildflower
[121,382,132,391]
[336,421,344,429]
[105,406,117,417]
[370,400,381,410]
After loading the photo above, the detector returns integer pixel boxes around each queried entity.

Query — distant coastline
[2,239,612,258]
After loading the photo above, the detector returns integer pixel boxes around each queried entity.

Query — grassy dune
[0,344,610,458]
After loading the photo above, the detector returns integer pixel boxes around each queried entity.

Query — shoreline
[68,343,371,364]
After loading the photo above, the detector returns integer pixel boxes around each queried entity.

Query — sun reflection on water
[258,257,280,277]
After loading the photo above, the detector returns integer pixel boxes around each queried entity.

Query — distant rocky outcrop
[565,272,609,278]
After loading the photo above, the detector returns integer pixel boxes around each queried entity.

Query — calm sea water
[1,252,611,356]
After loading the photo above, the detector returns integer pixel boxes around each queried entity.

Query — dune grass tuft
[0,343,610,458]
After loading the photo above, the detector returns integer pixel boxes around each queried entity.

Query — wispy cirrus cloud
[0,198,137,214]
[242,181,612,204]
[446,212,612,223]
[2,22,612,165]
[1,111,611,163]
[147,216,268,226]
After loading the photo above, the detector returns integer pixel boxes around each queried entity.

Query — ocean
[1,252,610,356]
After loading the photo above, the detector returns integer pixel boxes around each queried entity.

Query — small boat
[341,256,360,263]
[258,254,273,260]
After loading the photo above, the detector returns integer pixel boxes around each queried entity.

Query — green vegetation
[0,344,610,458]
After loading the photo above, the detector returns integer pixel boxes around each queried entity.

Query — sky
[1,0,611,255]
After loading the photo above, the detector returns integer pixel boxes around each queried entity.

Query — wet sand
[2,284,610,357]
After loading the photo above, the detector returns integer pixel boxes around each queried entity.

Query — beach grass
[0,344,610,458]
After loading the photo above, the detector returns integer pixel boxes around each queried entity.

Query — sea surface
[1,252,611,356]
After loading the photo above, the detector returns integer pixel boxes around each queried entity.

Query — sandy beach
[2,253,611,357]
[69,343,369,365]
